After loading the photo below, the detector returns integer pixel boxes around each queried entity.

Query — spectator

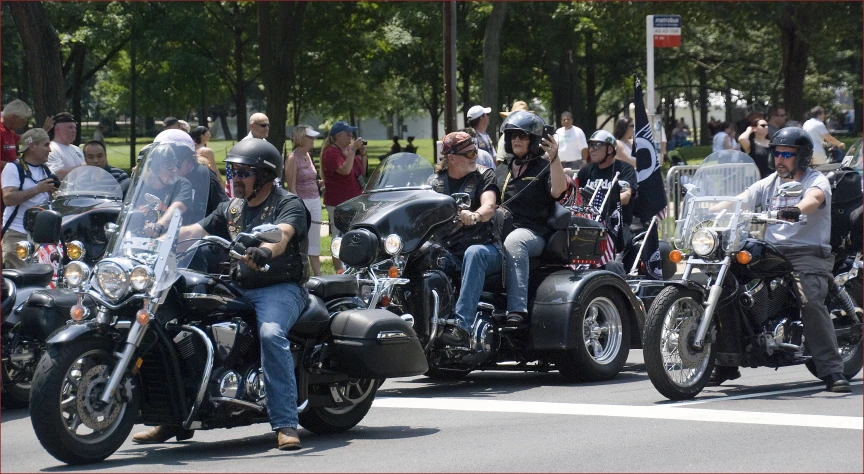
[1,128,57,268]
[466,104,495,156]
[162,117,182,131]
[404,136,417,154]
[47,112,85,180]
[321,121,367,271]
[495,100,531,164]
[83,140,130,194]
[613,116,636,167]
[92,123,105,141]
[244,113,270,141]
[1,100,53,170]
[389,136,402,155]
[191,126,221,183]
[670,119,692,149]
[707,117,721,137]
[767,105,788,138]
[737,117,772,178]
[712,121,739,152]
[458,128,495,168]
[554,111,588,172]
[803,106,846,166]
[285,125,324,277]
[177,120,191,134]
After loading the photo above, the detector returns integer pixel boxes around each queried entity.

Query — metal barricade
[662,165,698,238]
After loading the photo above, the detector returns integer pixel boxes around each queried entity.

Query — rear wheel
[643,286,715,400]
[558,289,630,382]
[299,378,380,434]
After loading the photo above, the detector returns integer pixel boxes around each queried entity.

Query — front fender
[530,269,646,350]
[45,321,120,346]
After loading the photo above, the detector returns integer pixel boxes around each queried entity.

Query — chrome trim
[692,256,731,349]
[424,289,440,351]
[182,325,214,430]
[100,320,149,404]
[86,290,145,310]
[377,331,409,343]
[211,397,265,412]
[400,314,415,327]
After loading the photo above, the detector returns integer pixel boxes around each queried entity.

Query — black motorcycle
[332,153,645,382]
[643,151,862,400]
[26,158,427,465]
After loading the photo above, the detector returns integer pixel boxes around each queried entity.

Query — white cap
[305,127,320,138]
[467,105,491,121]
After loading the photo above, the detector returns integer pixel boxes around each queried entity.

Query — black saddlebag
[541,216,606,264]
[329,309,428,378]
[20,288,97,341]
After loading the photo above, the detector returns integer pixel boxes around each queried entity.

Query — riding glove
[778,206,801,222]
[244,247,272,268]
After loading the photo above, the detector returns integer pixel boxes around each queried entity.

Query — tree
[481,2,508,137]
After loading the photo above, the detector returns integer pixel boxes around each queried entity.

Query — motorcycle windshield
[364,152,435,191]
[55,166,122,200]
[674,150,761,253]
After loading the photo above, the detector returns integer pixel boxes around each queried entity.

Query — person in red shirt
[321,120,367,271]
[1,100,35,169]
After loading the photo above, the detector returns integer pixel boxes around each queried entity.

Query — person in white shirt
[466,105,495,157]
[46,112,84,180]
[803,106,845,165]
[243,113,270,141]
[554,111,588,172]
[712,121,739,153]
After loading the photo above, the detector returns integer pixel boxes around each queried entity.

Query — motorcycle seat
[307,274,359,300]
[291,294,330,338]
[2,264,55,288]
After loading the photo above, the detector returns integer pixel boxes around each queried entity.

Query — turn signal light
[380,295,391,307]
[66,241,85,261]
[388,266,400,278]
[669,249,683,264]
[736,251,752,265]
[136,309,152,326]
[70,304,88,321]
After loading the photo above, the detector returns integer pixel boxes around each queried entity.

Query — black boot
[706,366,741,387]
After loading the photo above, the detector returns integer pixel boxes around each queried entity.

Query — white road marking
[673,381,863,406]
[373,397,863,430]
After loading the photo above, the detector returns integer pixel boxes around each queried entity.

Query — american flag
[590,187,621,266]
[224,163,234,198]
[36,244,59,289]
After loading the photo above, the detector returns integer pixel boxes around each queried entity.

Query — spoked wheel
[30,338,139,465]
[299,378,381,434]
[558,290,630,382]
[643,287,715,400]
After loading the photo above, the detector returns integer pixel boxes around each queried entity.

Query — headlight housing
[65,240,86,261]
[691,229,718,257]
[95,260,130,301]
[384,234,403,255]
[330,237,342,260]
[64,261,91,289]
[130,265,154,292]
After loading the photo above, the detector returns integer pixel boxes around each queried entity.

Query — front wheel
[643,286,716,400]
[558,289,630,382]
[30,338,139,465]
[298,378,381,434]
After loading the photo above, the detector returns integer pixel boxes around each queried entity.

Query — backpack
[826,167,863,252]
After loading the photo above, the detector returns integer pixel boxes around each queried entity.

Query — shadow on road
[0,406,31,423]
[651,379,861,405]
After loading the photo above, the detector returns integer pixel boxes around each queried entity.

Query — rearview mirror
[451,192,471,210]
[250,224,283,244]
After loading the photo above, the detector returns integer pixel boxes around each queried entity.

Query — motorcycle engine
[739,278,792,325]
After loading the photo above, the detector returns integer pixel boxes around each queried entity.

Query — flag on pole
[36,245,59,289]
[590,186,623,266]
[224,163,234,198]
[632,78,668,221]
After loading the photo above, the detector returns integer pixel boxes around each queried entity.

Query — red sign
[654,35,681,48]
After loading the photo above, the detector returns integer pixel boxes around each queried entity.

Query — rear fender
[530,269,646,350]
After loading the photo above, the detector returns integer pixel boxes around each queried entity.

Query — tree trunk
[219,113,232,143]
[583,30,597,131]
[70,43,86,145]
[698,65,709,145]
[481,2,507,141]
[233,3,245,140]
[129,22,137,169]
[8,2,65,125]
[779,4,809,122]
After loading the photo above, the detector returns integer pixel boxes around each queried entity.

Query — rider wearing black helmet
[494,111,567,327]
[712,127,851,392]
[133,139,313,449]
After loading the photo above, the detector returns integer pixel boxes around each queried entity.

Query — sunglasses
[588,142,607,151]
[773,150,797,160]
[453,149,478,159]
[253,123,270,128]
[509,131,530,141]
[233,168,256,179]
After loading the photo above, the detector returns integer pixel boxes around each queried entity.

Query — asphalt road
[2,350,861,473]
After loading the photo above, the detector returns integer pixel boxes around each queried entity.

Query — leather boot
[277,427,302,451]
[132,425,194,444]
[706,366,741,387]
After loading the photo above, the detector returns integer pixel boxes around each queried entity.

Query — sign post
[646,14,681,151]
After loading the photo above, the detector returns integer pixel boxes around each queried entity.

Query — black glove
[778,206,801,222]
[144,222,164,237]
[244,246,272,268]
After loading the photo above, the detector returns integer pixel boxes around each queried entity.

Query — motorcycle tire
[298,378,381,435]
[558,289,630,382]
[30,338,139,465]
[643,286,716,400]
[424,367,471,380]
[1,365,33,409]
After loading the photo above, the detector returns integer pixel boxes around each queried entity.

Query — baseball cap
[467,105,491,121]
[499,100,530,118]
[305,127,321,138]
[329,121,358,136]
[163,116,179,128]
[19,128,50,154]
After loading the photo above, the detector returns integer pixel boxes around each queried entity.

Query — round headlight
[66,240,86,261]
[64,261,91,289]
[15,241,33,260]
[691,229,718,257]
[384,234,403,255]
[130,265,154,291]
[330,237,342,260]
[95,262,129,301]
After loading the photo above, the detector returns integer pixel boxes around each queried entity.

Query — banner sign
[652,15,681,48]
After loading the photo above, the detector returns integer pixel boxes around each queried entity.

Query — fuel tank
[176,270,253,317]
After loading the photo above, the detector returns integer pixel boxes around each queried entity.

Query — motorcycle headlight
[384,234,403,255]
[130,265,154,292]
[64,261,91,289]
[330,237,342,260]
[15,241,33,260]
[95,261,129,301]
[691,229,718,257]
[66,240,86,261]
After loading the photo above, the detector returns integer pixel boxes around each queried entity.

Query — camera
[362,140,368,146]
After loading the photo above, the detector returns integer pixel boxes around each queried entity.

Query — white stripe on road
[373,397,862,430]
[673,381,864,406]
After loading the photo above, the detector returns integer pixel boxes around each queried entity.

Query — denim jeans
[236,281,307,431]
[453,244,502,331]
[502,228,546,313]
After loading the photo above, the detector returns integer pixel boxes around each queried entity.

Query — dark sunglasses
[773,150,797,160]
[454,149,478,159]
[233,168,256,179]
[254,123,270,128]
[509,131,529,141]
[588,142,607,151]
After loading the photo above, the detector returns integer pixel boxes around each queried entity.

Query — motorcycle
[26,156,428,465]
[1,166,123,407]
[331,152,645,382]
[642,150,863,400]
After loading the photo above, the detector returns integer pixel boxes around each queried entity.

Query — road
[2,350,861,473]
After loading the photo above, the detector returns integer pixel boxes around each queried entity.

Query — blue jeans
[236,282,307,431]
[502,228,546,313]
[454,244,502,331]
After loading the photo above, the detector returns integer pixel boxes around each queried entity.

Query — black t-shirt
[427,166,499,211]
[495,158,560,235]
[578,160,637,225]
[184,163,229,223]
[748,136,772,179]
[136,176,194,223]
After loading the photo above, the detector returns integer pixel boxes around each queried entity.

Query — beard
[232,181,247,199]
[775,164,794,179]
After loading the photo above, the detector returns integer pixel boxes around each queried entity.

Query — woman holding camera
[321,120,367,271]
[495,111,566,326]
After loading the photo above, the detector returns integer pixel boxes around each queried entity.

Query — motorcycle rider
[577,130,637,244]
[426,131,499,350]
[711,128,851,393]
[134,142,194,238]
[132,139,311,449]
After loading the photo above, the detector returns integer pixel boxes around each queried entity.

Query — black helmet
[503,111,545,158]
[769,127,813,172]
[225,139,284,180]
